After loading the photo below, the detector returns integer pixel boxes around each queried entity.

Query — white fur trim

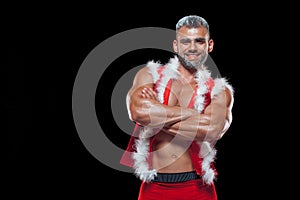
[199,141,217,185]
[211,78,234,98]
[133,127,157,182]
[194,68,219,185]
[147,60,161,83]
[194,69,211,113]
[133,57,180,182]
[155,57,179,103]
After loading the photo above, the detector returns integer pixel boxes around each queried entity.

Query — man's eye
[195,39,205,44]
[181,41,190,45]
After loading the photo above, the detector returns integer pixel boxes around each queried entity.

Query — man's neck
[178,65,197,84]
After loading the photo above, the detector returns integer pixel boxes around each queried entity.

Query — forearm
[161,112,216,142]
[162,119,226,143]
[130,97,193,128]
[161,100,231,142]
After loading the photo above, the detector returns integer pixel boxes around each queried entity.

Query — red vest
[120,65,216,177]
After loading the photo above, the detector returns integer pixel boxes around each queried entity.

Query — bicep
[126,67,155,119]
[127,67,154,98]
[204,87,233,123]
[204,87,233,139]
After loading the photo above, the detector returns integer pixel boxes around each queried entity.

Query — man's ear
[208,39,214,52]
[173,40,178,53]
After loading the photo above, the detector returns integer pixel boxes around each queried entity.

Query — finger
[141,88,152,99]
[144,88,157,100]
[148,88,158,99]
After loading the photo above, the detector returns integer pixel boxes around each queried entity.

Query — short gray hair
[176,15,210,36]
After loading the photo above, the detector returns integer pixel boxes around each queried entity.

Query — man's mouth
[185,54,200,60]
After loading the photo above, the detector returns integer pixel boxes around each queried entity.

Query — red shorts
[138,179,217,200]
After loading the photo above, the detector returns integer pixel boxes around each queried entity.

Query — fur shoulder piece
[211,77,234,99]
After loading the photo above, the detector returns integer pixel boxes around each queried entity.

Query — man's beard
[177,54,206,70]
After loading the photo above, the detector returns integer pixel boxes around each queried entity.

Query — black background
[5,3,295,200]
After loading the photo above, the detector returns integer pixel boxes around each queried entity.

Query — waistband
[152,171,201,183]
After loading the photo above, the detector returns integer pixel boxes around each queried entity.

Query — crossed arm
[127,67,234,142]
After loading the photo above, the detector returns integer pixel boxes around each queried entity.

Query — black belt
[152,171,201,183]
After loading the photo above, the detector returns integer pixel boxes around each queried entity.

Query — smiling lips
[185,53,200,60]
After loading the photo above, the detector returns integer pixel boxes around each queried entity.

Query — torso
[152,73,197,173]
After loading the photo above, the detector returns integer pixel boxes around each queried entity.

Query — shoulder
[211,77,234,97]
[211,77,234,106]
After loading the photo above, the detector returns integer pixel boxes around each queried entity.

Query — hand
[141,87,158,101]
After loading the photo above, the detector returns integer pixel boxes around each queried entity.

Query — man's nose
[189,41,197,50]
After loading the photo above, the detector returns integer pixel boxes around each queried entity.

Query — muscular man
[120,15,234,200]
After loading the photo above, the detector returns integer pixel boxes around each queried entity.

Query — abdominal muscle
[151,131,194,173]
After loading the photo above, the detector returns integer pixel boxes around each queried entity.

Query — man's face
[173,26,213,69]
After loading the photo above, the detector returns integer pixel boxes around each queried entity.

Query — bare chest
[168,79,197,108]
